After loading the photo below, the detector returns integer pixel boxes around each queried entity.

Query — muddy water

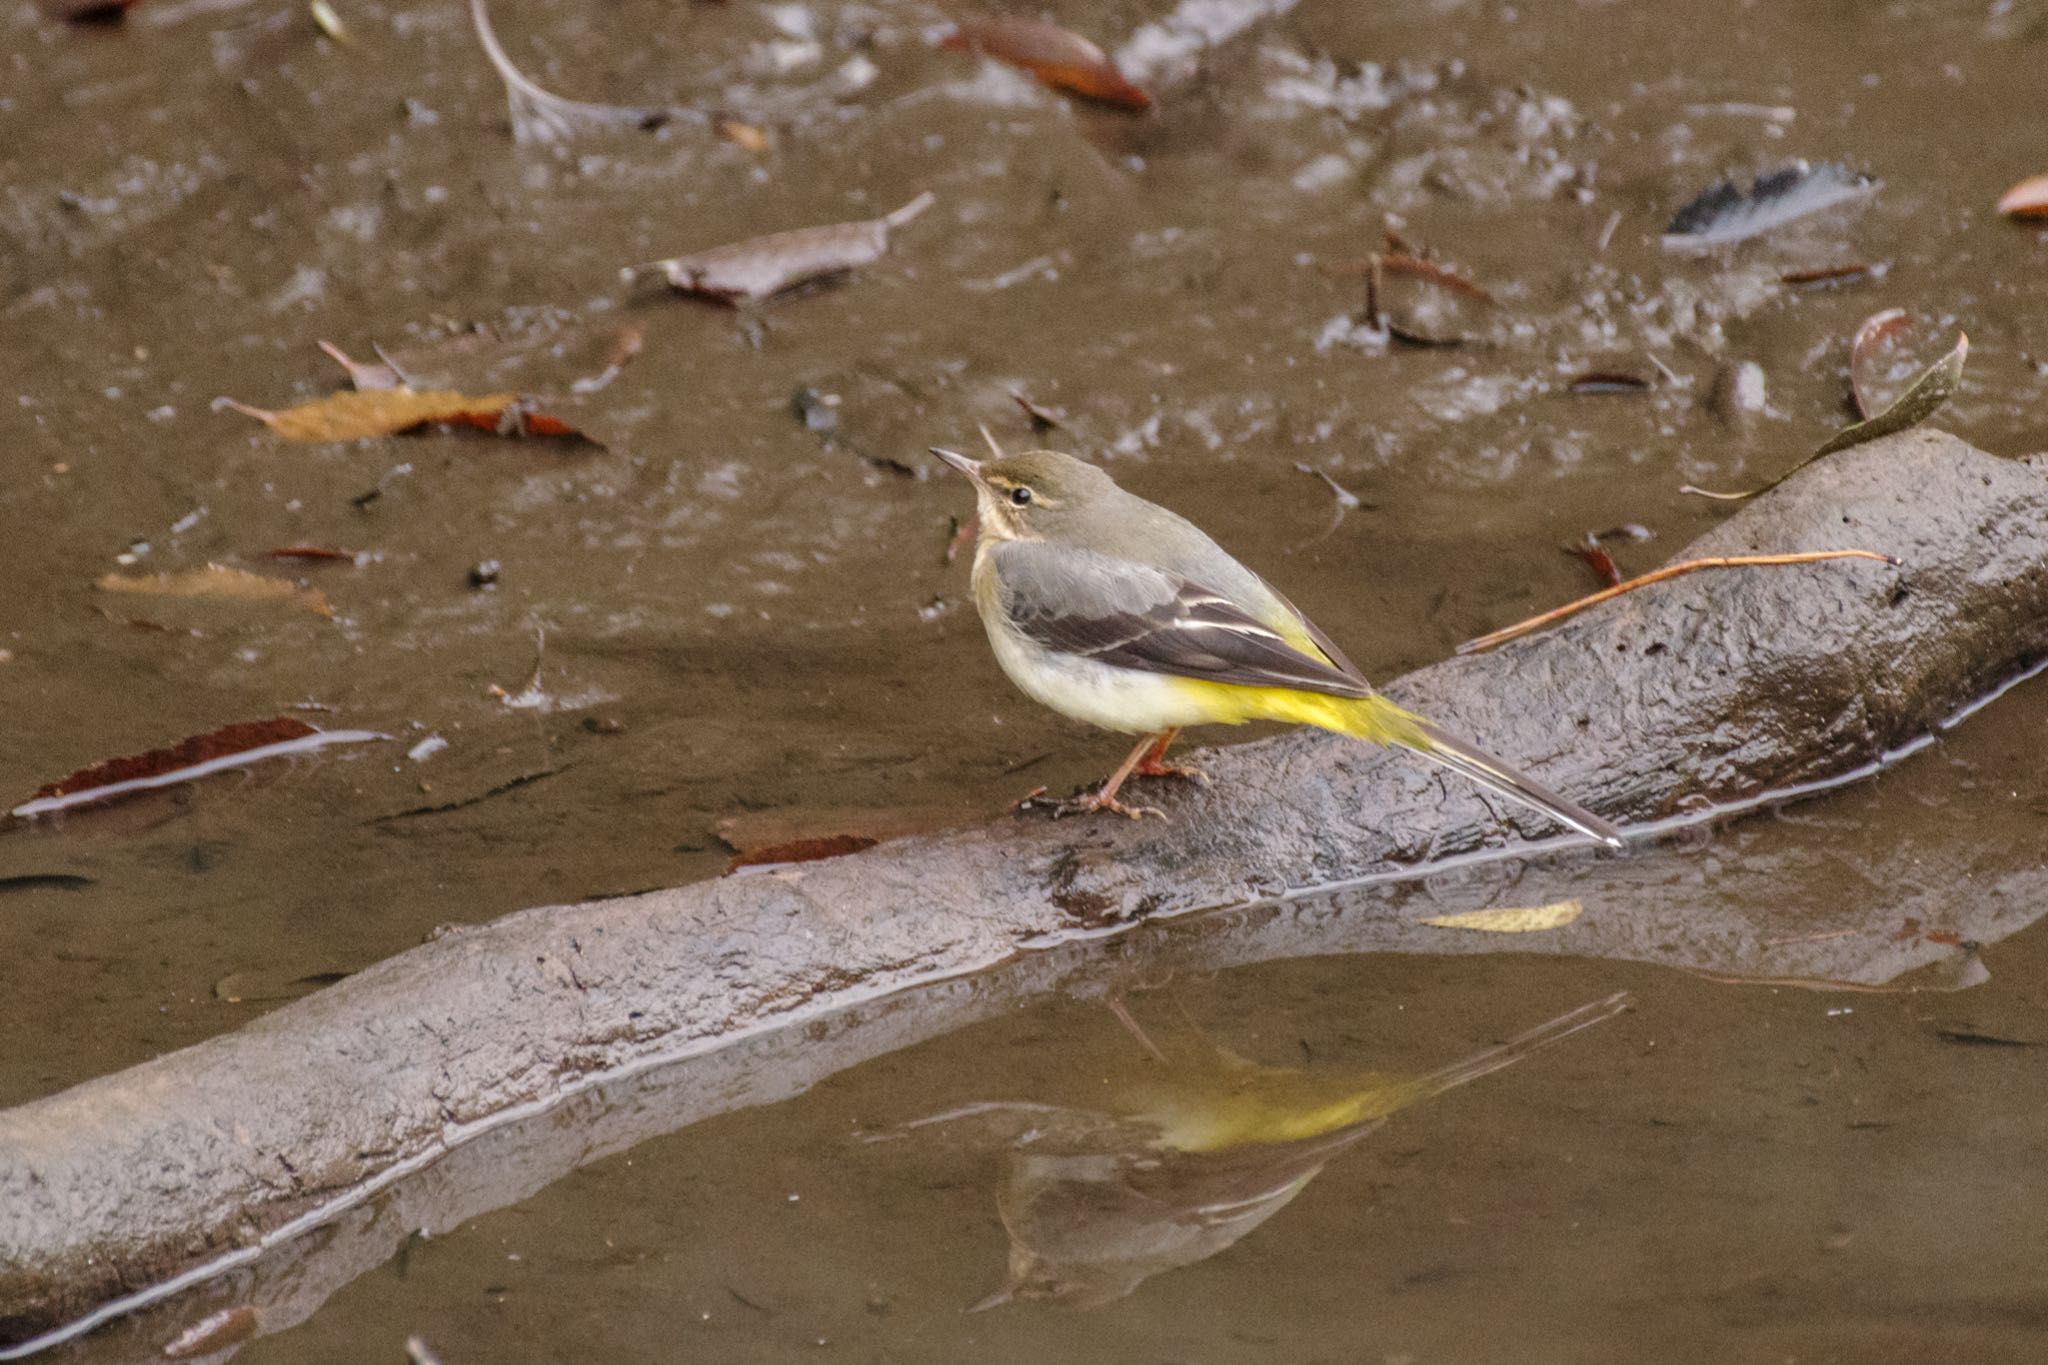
[2,0,2046,1356]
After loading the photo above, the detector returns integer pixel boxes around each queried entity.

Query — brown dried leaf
[626,192,935,304]
[1996,174,2048,220]
[221,389,595,444]
[97,564,334,619]
[940,17,1152,111]
[12,717,385,819]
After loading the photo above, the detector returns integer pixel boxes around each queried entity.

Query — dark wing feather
[995,544,1373,699]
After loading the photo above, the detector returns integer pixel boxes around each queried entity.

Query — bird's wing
[990,541,1374,699]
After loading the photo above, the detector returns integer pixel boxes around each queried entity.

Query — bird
[930,445,1623,848]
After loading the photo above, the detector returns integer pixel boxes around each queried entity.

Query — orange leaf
[221,389,595,444]
[1996,174,2048,219]
[941,17,1152,111]
[97,563,334,618]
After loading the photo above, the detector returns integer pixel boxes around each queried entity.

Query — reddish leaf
[728,834,880,872]
[940,16,1152,110]
[13,717,385,819]
[221,389,596,444]
[1565,534,1622,587]
[1360,250,1498,346]
[626,192,934,304]
[1996,174,2048,220]
[716,801,991,873]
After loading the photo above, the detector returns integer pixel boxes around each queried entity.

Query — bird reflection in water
[884,990,1630,1309]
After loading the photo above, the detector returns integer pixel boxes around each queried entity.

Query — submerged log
[4,430,2047,1349]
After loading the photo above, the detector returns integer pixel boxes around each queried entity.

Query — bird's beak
[930,447,984,482]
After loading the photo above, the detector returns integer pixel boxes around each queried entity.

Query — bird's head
[931,447,1122,543]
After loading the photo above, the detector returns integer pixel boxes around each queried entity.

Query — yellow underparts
[1161,679,1434,752]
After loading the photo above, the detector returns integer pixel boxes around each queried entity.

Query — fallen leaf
[1847,308,1912,419]
[717,801,986,873]
[1566,533,1622,587]
[625,192,935,304]
[268,545,363,563]
[97,564,334,619]
[1569,370,1650,394]
[1457,550,1898,654]
[317,339,402,391]
[12,717,385,819]
[163,1306,261,1359]
[1780,262,1882,288]
[1813,330,1966,459]
[1362,251,1497,346]
[221,389,596,444]
[727,833,879,872]
[1996,174,2048,220]
[1662,161,1877,250]
[1682,330,1967,500]
[471,0,702,145]
[940,16,1152,111]
[1421,900,1583,933]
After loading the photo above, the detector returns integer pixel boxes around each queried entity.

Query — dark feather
[1005,573,1376,699]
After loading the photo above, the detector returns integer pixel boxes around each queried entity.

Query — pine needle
[1456,550,1899,655]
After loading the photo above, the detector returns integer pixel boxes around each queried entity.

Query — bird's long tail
[1332,693,1625,850]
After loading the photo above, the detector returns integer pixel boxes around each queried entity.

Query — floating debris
[1662,161,1877,250]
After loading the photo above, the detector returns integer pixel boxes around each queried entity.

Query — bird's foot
[1131,757,1210,786]
[1016,786,1166,821]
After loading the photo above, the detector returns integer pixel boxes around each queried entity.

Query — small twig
[1595,208,1622,252]
[1457,550,1899,655]
[1104,995,1168,1064]
[1764,928,1860,947]
[1287,462,1370,553]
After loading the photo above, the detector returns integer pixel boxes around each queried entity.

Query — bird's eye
[1010,486,1033,507]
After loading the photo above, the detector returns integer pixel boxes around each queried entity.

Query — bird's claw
[1017,789,1167,821]
[1132,759,1210,787]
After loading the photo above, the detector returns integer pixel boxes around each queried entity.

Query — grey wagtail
[931,446,1624,848]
